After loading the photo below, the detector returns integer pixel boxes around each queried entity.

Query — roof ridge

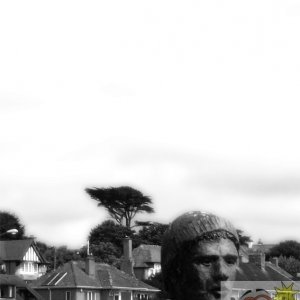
[70,261,78,286]
[265,261,293,280]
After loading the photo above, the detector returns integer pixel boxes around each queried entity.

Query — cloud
[117,144,300,196]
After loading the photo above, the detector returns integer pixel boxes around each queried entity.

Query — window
[21,262,38,273]
[66,291,71,300]
[0,286,14,298]
[137,294,148,300]
[114,294,119,300]
[87,291,94,300]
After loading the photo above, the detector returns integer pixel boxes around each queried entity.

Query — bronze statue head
[161,211,240,300]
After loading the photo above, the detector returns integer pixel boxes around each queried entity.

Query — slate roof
[236,262,293,281]
[0,239,47,263]
[92,263,157,291]
[33,261,99,288]
[132,245,161,268]
[33,260,159,292]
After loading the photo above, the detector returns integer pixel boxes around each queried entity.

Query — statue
[161,211,240,300]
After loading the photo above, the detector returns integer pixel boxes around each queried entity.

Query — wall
[34,288,102,300]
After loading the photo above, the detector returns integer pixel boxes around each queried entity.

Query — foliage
[89,242,120,267]
[89,220,134,248]
[88,220,134,265]
[278,256,300,277]
[85,186,154,228]
[36,241,82,271]
[269,240,300,260]
[135,222,169,246]
[0,210,25,240]
[236,229,252,247]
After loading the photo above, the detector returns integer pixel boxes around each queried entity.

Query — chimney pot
[249,253,265,269]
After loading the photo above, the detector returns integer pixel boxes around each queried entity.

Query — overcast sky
[1,1,300,248]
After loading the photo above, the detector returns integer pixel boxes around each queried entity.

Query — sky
[1,0,300,248]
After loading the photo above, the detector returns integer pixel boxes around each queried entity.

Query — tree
[88,220,134,265]
[36,241,82,271]
[88,242,120,266]
[0,210,25,240]
[278,256,300,277]
[135,221,169,246]
[236,229,252,247]
[269,240,300,260]
[85,186,154,228]
[89,220,134,249]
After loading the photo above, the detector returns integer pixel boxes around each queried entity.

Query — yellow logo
[274,282,299,300]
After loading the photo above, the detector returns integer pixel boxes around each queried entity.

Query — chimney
[270,257,279,267]
[120,237,134,276]
[249,253,265,269]
[85,255,95,278]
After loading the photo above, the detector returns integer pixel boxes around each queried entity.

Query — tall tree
[269,240,300,260]
[85,186,154,228]
[0,210,25,240]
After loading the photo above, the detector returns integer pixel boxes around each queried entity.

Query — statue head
[161,211,240,300]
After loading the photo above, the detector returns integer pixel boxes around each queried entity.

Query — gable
[23,246,40,262]
[132,245,161,267]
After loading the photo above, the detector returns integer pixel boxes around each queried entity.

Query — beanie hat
[165,211,238,247]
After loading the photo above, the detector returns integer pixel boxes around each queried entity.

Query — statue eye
[224,256,237,265]
[193,257,214,266]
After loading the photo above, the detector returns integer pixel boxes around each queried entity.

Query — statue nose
[213,261,230,281]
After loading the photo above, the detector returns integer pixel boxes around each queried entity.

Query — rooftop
[33,260,159,292]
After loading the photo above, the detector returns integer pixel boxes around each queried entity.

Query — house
[132,245,161,281]
[32,257,160,300]
[0,274,44,300]
[0,239,48,281]
[232,253,297,300]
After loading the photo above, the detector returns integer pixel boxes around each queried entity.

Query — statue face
[178,238,238,300]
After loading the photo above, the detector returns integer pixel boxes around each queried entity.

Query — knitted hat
[165,211,238,246]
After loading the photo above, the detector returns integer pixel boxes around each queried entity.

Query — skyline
[1,1,300,248]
